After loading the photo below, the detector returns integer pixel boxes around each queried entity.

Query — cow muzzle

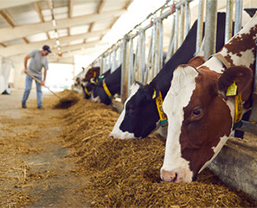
[160,167,193,183]
[93,96,100,103]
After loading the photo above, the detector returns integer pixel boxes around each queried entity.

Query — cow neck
[152,89,167,127]
[212,53,243,129]
[102,79,112,98]
[84,85,90,95]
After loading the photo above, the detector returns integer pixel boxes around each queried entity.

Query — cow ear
[187,56,205,68]
[218,66,253,100]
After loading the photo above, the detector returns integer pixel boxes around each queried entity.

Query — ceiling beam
[23,37,30,44]
[34,2,44,22]
[69,0,73,18]
[0,43,6,48]
[0,10,31,45]
[125,0,133,9]
[98,0,107,13]
[0,0,41,10]
[34,2,51,40]
[0,9,126,43]
[0,29,110,57]
[0,10,15,27]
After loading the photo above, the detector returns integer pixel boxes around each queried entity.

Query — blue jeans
[22,75,43,107]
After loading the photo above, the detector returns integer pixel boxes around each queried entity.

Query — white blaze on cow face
[110,83,140,139]
[160,65,198,183]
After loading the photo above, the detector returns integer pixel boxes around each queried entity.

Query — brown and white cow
[82,66,100,82]
[160,12,257,183]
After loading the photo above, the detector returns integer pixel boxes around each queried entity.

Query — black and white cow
[110,12,228,139]
[92,65,121,105]
[83,69,111,99]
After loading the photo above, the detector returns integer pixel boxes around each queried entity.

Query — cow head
[83,67,100,82]
[160,64,253,183]
[110,56,205,140]
[91,80,112,105]
[110,82,161,139]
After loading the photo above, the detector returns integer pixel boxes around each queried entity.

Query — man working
[22,45,51,109]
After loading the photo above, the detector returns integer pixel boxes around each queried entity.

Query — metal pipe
[179,4,185,48]
[128,38,134,89]
[204,0,217,60]
[165,16,175,63]
[185,1,191,36]
[174,7,179,51]
[196,0,204,55]
[158,18,164,72]
[141,30,146,83]
[249,39,257,122]
[121,35,129,103]
[225,0,233,43]
[234,0,243,35]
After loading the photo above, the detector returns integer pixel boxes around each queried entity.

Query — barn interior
[0,0,257,207]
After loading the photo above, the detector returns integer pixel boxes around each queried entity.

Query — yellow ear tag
[152,90,156,99]
[226,81,237,96]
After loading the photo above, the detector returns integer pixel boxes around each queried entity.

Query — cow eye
[192,107,203,119]
[126,105,135,114]
[193,109,201,115]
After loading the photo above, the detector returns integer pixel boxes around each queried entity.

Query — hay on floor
[58,96,256,207]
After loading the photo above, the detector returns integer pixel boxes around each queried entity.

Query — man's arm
[41,69,47,86]
[24,55,30,74]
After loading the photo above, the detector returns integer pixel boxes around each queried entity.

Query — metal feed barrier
[81,0,257,134]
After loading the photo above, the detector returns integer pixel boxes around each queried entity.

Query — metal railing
[83,0,247,103]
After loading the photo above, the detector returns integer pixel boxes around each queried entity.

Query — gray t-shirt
[28,49,49,77]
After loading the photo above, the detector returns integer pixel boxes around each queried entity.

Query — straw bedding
[59,90,256,207]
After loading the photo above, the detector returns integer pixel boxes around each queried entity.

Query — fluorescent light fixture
[52,19,56,27]
[54,31,59,38]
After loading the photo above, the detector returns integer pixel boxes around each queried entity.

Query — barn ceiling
[0,0,133,64]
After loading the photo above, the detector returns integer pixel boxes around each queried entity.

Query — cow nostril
[109,135,114,139]
[173,173,178,182]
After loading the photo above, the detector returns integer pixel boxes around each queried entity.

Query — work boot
[38,104,44,109]
[22,103,27,108]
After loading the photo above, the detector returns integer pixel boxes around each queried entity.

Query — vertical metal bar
[119,43,123,66]
[135,34,140,82]
[234,0,243,35]
[108,51,112,72]
[204,0,217,60]
[249,39,257,122]
[100,55,104,74]
[179,4,184,48]
[174,7,179,51]
[146,27,153,83]
[128,38,134,90]
[141,30,146,83]
[152,20,157,80]
[158,18,163,72]
[185,1,191,37]
[121,35,129,102]
[165,16,175,63]
[196,0,204,55]
[225,0,233,43]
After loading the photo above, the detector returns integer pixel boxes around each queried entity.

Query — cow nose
[160,169,178,182]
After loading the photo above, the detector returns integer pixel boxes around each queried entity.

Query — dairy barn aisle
[0,90,92,207]
[0,89,256,207]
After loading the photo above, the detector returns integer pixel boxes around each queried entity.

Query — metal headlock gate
[85,0,257,133]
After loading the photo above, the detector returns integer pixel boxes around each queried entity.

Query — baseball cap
[42,45,52,53]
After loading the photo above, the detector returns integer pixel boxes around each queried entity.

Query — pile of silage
[50,89,80,109]
[59,96,256,207]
